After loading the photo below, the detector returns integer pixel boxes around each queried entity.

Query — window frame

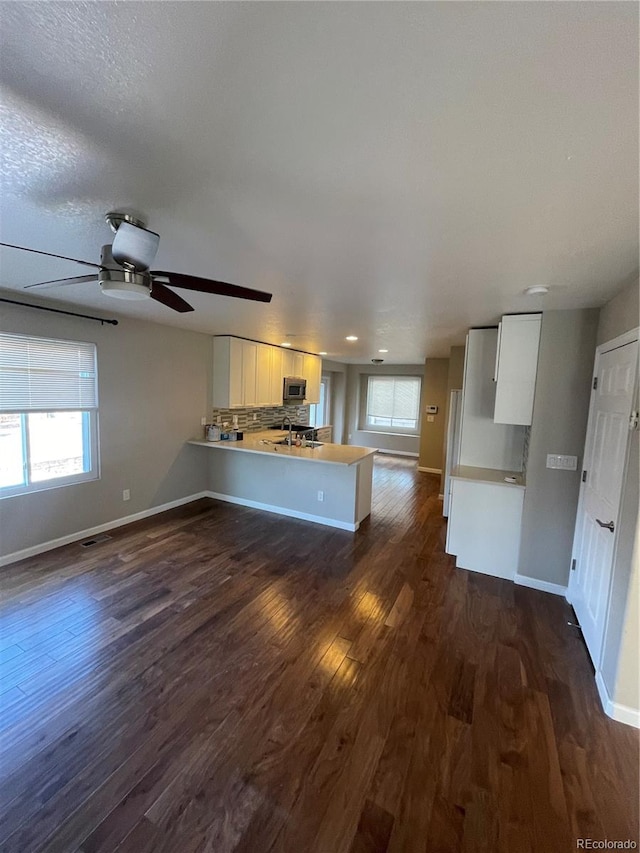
[359,374,422,436]
[0,333,100,499]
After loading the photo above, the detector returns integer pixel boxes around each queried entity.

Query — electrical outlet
[427,415,435,423]
[122,489,130,501]
[200,417,207,426]
[546,454,578,471]
[317,490,324,502]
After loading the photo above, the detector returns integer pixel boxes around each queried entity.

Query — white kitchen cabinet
[283,349,304,378]
[459,328,525,470]
[494,313,542,425]
[256,344,275,407]
[304,353,322,404]
[446,477,524,580]
[270,345,284,405]
[214,336,322,409]
[213,336,259,408]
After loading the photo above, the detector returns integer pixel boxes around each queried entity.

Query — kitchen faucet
[282,415,294,446]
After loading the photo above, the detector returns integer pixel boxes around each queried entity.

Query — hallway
[0,455,637,851]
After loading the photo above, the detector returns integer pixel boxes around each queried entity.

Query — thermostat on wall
[426,405,439,414]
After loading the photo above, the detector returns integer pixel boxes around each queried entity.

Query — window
[309,375,329,427]
[0,333,99,497]
[362,375,421,434]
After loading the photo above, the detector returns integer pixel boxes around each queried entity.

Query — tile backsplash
[208,404,310,433]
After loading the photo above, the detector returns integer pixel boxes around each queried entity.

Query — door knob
[596,519,615,532]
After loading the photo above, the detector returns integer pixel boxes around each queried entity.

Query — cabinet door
[228,337,245,408]
[282,349,304,377]
[241,341,258,407]
[270,346,284,405]
[256,344,273,407]
[446,479,524,580]
[494,314,541,425]
[304,354,322,403]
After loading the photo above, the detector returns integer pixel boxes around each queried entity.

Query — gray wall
[205,446,360,526]
[345,363,425,455]
[517,309,599,587]
[322,359,348,444]
[418,358,449,471]
[1,297,211,560]
[596,274,639,346]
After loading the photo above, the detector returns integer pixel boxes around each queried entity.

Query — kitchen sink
[275,439,323,448]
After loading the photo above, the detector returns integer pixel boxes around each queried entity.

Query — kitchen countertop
[188,431,376,467]
[450,465,526,489]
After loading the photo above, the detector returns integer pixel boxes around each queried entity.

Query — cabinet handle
[595,518,615,532]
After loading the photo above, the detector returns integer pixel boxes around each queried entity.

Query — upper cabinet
[304,353,322,404]
[493,314,542,426]
[282,349,304,378]
[213,336,322,408]
[213,336,259,408]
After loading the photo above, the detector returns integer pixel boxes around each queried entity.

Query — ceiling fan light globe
[99,268,150,300]
[101,281,150,300]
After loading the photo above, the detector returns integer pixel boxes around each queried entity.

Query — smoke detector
[523,285,549,296]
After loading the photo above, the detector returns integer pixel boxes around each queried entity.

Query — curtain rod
[0,297,118,326]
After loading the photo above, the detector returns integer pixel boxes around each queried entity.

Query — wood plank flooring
[0,455,637,852]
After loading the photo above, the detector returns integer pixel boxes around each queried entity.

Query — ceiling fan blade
[151,271,272,303]
[150,282,194,313]
[0,242,102,269]
[24,274,99,290]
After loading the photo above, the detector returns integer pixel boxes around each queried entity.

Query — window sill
[356,430,419,438]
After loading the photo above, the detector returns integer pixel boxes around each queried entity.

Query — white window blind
[0,333,98,412]
[366,375,421,430]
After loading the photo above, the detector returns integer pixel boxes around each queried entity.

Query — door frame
[567,326,639,673]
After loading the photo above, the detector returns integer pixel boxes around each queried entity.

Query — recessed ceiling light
[378,349,388,353]
[319,351,327,356]
[523,285,549,296]
[345,335,358,342]
[281,342,292,347]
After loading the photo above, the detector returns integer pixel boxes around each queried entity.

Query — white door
[569,337,638,667]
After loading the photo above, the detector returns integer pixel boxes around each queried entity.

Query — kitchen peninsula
[188,431,376,531]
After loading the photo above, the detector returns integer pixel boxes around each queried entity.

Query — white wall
[0,296,211,560]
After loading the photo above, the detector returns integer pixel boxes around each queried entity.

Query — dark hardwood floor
[0,455,638,852]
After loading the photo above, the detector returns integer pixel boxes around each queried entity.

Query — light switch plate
[546,454,578,470]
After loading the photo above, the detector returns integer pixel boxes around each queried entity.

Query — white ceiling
[0,2,637,363]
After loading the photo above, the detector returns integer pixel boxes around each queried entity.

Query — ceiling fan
[0,212,272,313]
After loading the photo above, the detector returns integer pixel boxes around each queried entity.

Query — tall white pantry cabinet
[446,316,542,580]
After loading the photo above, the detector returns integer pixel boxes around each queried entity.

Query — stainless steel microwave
[283,376,307,402]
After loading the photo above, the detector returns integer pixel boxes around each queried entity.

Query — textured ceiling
[0,2,637,363]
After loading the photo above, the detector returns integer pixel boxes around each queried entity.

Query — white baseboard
[514,573,567,597]
[376,449,419,458]
[418,466,442,474]
[207,491,358,532]
[595,670,640,729]
[0,491,212,567]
